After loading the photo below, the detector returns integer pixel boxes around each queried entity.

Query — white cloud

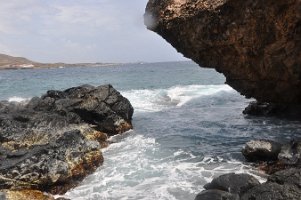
[0,0,185,62]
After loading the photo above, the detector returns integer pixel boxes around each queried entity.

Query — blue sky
[0,0,186,63]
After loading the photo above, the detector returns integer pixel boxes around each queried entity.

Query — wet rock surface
[145,0,301,106]
[0,84,133,196]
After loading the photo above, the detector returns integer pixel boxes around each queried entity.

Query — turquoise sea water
[1,61,300,200]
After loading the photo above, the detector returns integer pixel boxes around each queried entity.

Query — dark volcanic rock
[241,182,301,200]
[268,168,301,188]
[145,0,301,106]
[195,189,239,200]
[204,173,260,196]
[242,140,282,162]
[243,102,282,116]
[243,102,301,118]
[0,84,133,194]
[198,171,301,200]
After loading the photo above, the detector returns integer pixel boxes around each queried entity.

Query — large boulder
[198,171,301,200]
[204,173,260,196]
[145,0,301,107]
[0,84,134,194]
[242,140,282,162]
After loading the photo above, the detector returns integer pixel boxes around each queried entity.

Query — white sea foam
[121,85,234,112]
[8,96,29,103]
[64,132,264,200]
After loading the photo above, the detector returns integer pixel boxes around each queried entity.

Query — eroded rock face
[0,84,133,194]
[145,0,301,104]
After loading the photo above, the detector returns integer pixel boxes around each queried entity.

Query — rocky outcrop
[204,173,260,195]
[241,139,301,173]
[0,84,133,197]
[145,0,301,107]
[242,140,282,162]
[195,139,301,199]
[197,169,301,200]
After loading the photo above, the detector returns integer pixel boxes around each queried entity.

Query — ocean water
[1,61,301,200]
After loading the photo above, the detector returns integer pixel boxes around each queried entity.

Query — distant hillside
[0,54,37,68]
[0,53,118,69]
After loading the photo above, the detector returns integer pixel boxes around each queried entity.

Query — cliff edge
[145,0,301,105]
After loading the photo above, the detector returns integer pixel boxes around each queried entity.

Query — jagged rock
[278,140,301,166]
[242,140,282,162]
[194,189,239,200]
[241,182,301,200]
[0,84,134,194]
[204,173,260,196]
[145,0,301,107]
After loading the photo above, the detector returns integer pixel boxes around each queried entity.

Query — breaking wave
[121,84,234,112]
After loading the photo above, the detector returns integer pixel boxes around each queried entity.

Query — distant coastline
[0,53,121,70]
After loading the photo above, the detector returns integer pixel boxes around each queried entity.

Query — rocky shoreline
[195,139,301,200]
[0,84,133,199]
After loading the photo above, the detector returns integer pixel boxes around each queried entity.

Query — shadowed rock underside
[145,0,301,104]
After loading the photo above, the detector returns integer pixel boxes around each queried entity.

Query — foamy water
[121,84,233,112]
[8,96,28,103]
[64,132,264,200]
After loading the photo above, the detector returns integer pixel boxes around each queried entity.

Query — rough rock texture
[241,182,301,200]
[199,170,301,200]
[0,190,63,200]
[194,189,239,200]
[268,168,301,188]
[204,173,260,196]
[242,140,282,162]
[197,140,301,200]
[145,0,301,105]
[0,84,133,195]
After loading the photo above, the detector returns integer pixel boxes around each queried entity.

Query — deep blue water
[1,61,300,200]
